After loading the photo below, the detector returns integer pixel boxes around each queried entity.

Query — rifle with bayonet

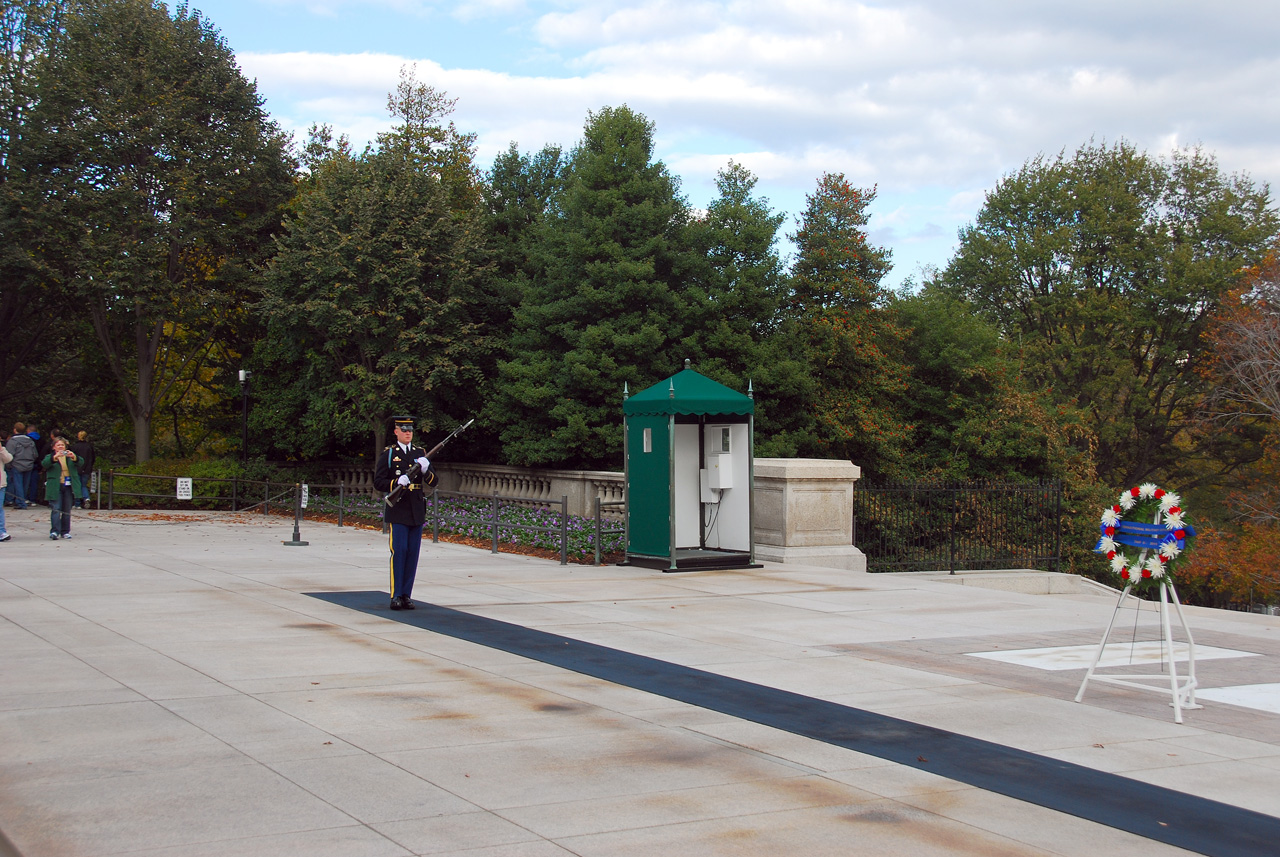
[384,418,475,506]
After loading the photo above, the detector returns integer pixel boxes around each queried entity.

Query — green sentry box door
[626,414,670,558]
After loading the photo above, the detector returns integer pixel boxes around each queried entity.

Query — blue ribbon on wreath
[1094,520,1196,554]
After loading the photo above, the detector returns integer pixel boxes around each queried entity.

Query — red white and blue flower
[1095,484,1194,589]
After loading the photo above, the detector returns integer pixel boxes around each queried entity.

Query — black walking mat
[309,591,1280,857]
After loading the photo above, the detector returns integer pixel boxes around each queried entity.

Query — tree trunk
[372,421,386,462]
[133,412,151,464]
[132,316,156,464]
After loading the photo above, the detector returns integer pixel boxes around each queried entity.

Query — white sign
[301,483,309,509]
[176,478,193,500]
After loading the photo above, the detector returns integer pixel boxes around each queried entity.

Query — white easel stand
[1075,579,1201,723]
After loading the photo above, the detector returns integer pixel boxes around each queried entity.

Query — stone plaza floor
[2,506,1280,856]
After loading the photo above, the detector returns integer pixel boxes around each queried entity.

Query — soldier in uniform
[373,416,437,610]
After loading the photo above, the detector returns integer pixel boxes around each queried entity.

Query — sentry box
[622,362,760,571]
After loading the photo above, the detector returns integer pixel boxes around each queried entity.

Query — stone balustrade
[440,463,625,519]
[316,462,378,496]
[318,461,625,519]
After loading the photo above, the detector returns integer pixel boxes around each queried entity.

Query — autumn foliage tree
[1182,246,1280,607]
[784,174,910,475]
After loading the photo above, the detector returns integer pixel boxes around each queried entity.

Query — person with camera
[43,436,82,540]
[372,416,437,610]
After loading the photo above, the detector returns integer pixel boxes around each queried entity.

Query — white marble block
[753,458,867,571]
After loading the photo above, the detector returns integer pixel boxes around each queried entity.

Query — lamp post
[238,369,251,462]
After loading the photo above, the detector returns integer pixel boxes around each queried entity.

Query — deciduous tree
[0,0,70,410]
[1203,248,1280,433]
[256,75,491,461]
[943,142,1278,488]
[27,0,294,461]
[892,284,1096,482]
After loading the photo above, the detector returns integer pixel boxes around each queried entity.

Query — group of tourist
[2,423,96,543]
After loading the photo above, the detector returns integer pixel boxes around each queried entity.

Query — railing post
[1053,480,1062,574]
[560,494,568,565]
[949,485,958,575]
[491,491,499,554]
[232,476,238,513]
[594,496,602,566]
[337,482,345,527]
[108,470,114,511]
[431,488,439,543]
[264,482,269,516]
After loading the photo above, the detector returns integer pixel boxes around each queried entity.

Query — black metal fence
[104,472,352,522]
[852,480,1062,574]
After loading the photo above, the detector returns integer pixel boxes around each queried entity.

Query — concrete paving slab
[896,788,1201,857]
[267,753,478,823]
[121,825,414,857]
[551,799,1062,857]
[495,775,882,839]
[3,509,1280,856]
[0,761,358,854]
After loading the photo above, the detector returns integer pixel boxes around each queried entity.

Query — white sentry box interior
[672,422,751,550]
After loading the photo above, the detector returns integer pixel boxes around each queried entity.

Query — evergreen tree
[483,142,566,289]
[679,162,809,455]
[492,106,694,470]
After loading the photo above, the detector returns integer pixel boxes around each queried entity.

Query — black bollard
[282,482,309,546]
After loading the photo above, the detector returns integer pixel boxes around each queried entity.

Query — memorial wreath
[1094,484,1196,591]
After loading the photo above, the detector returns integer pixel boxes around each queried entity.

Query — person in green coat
[43,436,82,540]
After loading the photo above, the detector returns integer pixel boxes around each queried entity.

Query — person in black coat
[372,416,437,611]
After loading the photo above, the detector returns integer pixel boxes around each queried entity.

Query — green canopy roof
[623,369,754,417]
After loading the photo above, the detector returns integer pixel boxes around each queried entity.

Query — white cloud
[236,0,1280,282]
[452,0,527,21]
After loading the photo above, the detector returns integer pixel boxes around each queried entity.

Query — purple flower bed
[307,490,625,562]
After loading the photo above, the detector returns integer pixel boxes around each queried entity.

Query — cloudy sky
[195,0,1279,286]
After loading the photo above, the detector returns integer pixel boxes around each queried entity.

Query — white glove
[397,475,410,487]
[415,456,430,471]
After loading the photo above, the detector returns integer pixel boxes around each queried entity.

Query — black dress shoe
[400,598,415,610]
[389,597,404,611]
